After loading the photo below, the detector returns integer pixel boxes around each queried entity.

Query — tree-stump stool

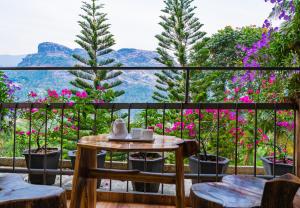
[190,174,300,208]
[0,174,67,208]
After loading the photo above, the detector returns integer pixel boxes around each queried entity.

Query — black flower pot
[261,156,293,176]
[189,154,229,183]
[68,150,106,188]
[23,148,60,185]
[129,153,164,193]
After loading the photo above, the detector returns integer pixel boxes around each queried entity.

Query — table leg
[70,146,97,208]
[175,145,185,208]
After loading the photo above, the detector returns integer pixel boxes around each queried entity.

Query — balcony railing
[0,67,299,205]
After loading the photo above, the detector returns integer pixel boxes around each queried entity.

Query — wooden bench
[0,174,67,208]
[190,174,300,208]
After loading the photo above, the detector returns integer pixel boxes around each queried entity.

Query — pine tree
[153,0,206,102]
[69,0,124,101]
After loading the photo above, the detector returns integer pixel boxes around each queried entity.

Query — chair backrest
[261,173,300,208]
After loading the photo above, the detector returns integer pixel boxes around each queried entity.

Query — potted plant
[188,137,229,183]
[155,109,230,183]
[129,152,164,193]
[20,90,64,185]
[260,132,294,176]
[259,106,295,176]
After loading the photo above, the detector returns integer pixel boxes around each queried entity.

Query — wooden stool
[0,174,67,208]
[190,174,300,208]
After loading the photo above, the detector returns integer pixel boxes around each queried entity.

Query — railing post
[184,68,190,103]
[296,97,300,177]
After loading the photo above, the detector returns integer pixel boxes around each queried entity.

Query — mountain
[2,42,162,102]
[0,55,26,67]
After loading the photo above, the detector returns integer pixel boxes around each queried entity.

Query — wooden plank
[69,147,97,208]
[88,168,176,184]
[175,145,185,208]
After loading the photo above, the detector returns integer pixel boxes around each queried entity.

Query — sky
[0,0,273,55]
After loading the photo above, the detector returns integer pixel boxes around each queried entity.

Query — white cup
[141,129,154,140]
[131,128,142,139]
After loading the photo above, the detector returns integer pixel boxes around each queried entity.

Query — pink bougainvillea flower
[239,96,253,103]
[31,108,39,113]
[247,89,254,94]
[67,101,74,107]
[31,129,37,134]
[54,126,60,132]
[26,131,31,136]
[76,91,88,99]
[186,123,195,131]
[17,131,25,136]
[234,87,240,93]
[94,99,105,104]
[156,123,163,129]
[184,109,194,116]
[61,89,72,97]
[47,89,59,98]
[165,128,172,133]
[188,129,196,137]
[228,112,236,120]
[29,91,37,98]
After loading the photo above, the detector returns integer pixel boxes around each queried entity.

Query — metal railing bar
[1,66,299,71]
[273,105,277,178]
[161,104,166,195]
[254,105,258,177]
[235,107,238,175]
[216,107,220,181]
[43,105,48,185]
[109,105,114,191]
[28,104,33,180]
[0,102,297,110]
[12,104,17,172]
[60,104,65,187]
[127,105,131,193]
[197,105,201,183]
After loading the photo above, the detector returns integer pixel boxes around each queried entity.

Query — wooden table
[69,134,186,208]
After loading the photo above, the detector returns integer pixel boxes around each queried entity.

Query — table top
[77,134,184,152]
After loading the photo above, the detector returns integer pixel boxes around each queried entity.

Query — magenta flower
[29,91,37,98]
[31,108,39,113]
[61,89,72,97]
[184,109,194,116]
[156,123,163,129]
[186,123,195,131]
[17,131,25,136]
[67,101,74,107]
[47,90,59,99]
[76,91,88,99]
[239,96,253,103]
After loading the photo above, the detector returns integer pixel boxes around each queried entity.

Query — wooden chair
[190,173,300,208]
[0,174,67,208]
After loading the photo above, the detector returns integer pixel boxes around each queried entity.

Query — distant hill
[1,42,162,102]
[0,55,26,67]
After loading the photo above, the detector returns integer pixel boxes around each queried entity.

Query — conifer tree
[153,0,206,102]
[69,0,124,101]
